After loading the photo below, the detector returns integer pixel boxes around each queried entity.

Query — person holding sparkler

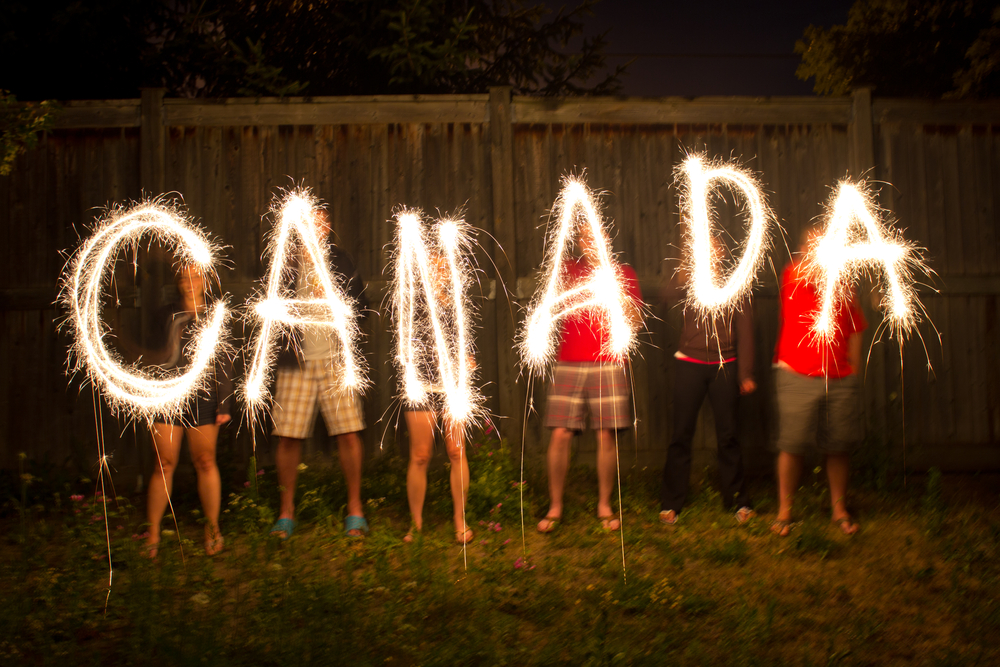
[146,265,232,557]
[394,228,478,546]
[536,225,643,533]
[659,240,757,527]
[771,223,866,537]
[269,211,369,539]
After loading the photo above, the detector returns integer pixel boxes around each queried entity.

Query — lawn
[2,437,999,666]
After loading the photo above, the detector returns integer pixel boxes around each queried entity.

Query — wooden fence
[2,88,999,488]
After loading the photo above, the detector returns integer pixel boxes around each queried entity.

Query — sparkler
[61,201,228,423]
[243,190,368,422]
[390,209,483,430]
[677,155,773,316]
[520,175,638,374]
[808,181,925,342]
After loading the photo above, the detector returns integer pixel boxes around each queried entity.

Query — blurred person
[537,226,643,533]
[269,211,369,539]
[146,265,232,557]
[771,224,866,537]
[659,239,757,527]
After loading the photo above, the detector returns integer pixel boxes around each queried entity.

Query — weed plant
[2,438,999,665]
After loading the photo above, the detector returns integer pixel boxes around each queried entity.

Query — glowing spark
[809,181,925,342]
[390,210,483,430]
[243,190,368,422]
[520,175,638,374]
[678,155,773,315]
[61,201,228,423]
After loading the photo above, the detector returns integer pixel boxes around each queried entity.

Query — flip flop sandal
[599,514,621,531]
[770,519,792,537]
[455,527,474,545]
[537,516,560,533]
[833,516,859,535]
[344,515,369,537]
[659,510,679,526]
[269,518,296,540]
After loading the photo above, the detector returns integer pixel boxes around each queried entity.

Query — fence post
[488,87,524,447]
[849,87,875,177]
[140,88,166,193]
[850,86,890,463]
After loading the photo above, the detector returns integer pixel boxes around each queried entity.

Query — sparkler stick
[390,209,483,430]
[677,155,773,316]
[809,181,925,342]
[61,202,228,423]
[520,175,639,374]
[243,190,368,423]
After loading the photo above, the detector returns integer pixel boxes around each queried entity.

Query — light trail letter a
[243,192,367,421]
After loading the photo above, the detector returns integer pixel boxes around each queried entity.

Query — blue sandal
[269,518,296,540]
[345,515,369,537]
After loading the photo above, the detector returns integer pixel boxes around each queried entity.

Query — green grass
[2,442,999,666]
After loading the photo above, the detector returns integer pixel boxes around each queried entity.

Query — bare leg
[826,453,857,534]
[187,424,222,554]
[539,427,573,531]
[147,423,184,555]
[596,429,619,528]
[774,451,803,536]
[444,422,471,542]
[275,436,303,526]
[405,411,435,535]
[337,431,365,535]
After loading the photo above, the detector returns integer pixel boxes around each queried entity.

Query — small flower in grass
[485,422,494,435]
[70,494,84,502]
[258,468,266,476]
[493,523,502,532]
[480,539,488,546]
[503,538,511,545]
[132,532,149,540]
[244,481,251,488]
[514,557,524,569]
[116,525,123,531]
[496,502,502,509]
[296,464,306,472]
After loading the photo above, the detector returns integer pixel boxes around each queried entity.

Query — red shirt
[558,258,642,362]
[773,261,867,378]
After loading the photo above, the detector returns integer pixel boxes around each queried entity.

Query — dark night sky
[549,0,856,96]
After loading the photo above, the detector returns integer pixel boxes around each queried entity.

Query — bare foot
[143,539,159,559]
[205,525,224,556]
[455,526,474,545]
[833,515,858,535]
[600,514,621,531]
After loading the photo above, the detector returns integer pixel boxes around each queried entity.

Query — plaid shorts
[272,359,365,439]
[544,362,633,431]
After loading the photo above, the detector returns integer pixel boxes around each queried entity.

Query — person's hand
[740,378,757,395]
[216,413,232,426]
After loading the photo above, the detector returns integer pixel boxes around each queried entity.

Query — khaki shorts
[774,367,861,455]
[272,359,365,439]
[544,362,633,431]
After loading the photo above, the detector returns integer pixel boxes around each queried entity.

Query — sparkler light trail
[808,181,925,342]
[390,209,483,430]
[677,154,773,316]
[520,175,638,374]
[61,201,228,423]
[243,190,368,423]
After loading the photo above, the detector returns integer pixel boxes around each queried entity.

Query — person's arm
[736,298,756,394]
[621,265,645,331]
[848,332,863,377]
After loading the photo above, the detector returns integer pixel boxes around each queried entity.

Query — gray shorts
[774,367,861,455]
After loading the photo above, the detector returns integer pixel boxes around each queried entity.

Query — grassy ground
[2,438,999,666]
